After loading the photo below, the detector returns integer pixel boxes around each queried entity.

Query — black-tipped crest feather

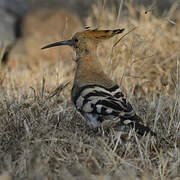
[113,28,125,34]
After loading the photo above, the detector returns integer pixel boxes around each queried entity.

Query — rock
[0,0,27,62]
[0,0,27,17]
[0,9,16,47]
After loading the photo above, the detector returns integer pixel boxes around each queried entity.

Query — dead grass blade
[41,76,45,98]
[113,27,137,48]
[29,86,37,100]
[145,1,156,14]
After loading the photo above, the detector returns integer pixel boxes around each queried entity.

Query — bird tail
[129,122,156,136]
[119,114,156,136]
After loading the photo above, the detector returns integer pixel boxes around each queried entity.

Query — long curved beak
[41,40,73,50]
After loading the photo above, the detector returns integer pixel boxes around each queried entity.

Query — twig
[48,81,70,99]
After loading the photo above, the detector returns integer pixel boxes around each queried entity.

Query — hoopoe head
[42,28,125,58]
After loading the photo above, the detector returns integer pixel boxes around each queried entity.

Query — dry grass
[0,1,180,180]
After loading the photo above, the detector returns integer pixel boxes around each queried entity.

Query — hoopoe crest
[42,28,156,136]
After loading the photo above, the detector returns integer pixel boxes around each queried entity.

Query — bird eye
[74,38,79,43]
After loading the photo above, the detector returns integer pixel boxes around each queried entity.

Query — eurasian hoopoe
[42,28,156,136]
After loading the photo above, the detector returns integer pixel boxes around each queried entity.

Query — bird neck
[77,49,102,72]
[74,48,115,88]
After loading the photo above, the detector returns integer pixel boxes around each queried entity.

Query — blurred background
[0,0,178,51]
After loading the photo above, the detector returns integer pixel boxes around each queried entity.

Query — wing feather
[73,84,156,136]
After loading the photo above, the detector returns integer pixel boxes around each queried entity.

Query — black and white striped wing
[74,85,137,122]
[73,84,155,136]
